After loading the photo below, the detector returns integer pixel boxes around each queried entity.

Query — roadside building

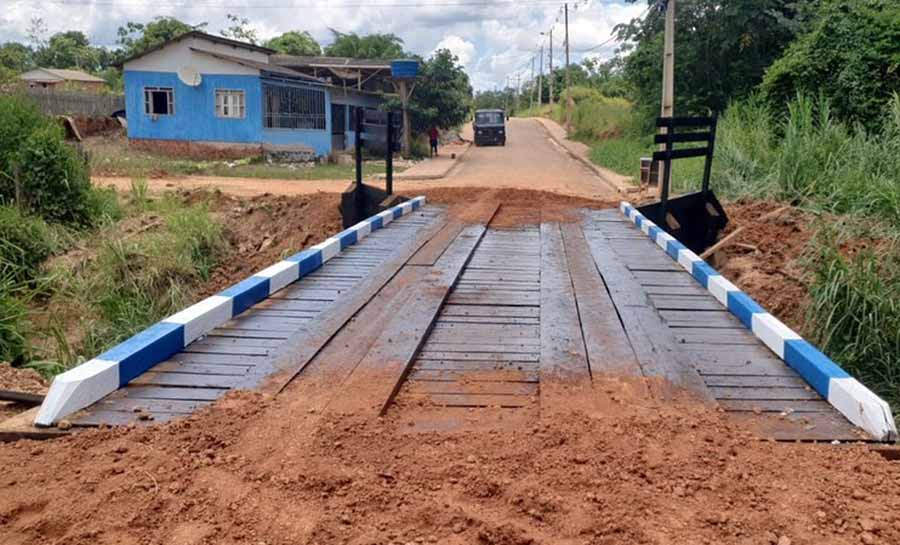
[19,68,106,92]
[119,31,393,160]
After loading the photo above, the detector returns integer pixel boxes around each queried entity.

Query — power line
[40,0,569,8]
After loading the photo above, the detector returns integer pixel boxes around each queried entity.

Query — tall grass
[805,226,900,409]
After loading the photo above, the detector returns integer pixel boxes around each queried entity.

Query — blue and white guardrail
[35,197,427,427]
[619,201,897,442]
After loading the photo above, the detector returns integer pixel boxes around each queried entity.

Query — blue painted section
[392,208,403,219]
[287,249,324,276]
[727,291,765,328]
[125,71,262,144]
[221,277,270,315]
[101,322,185,386]
[371,216,383,230]
[647,225,660,241]
[785,340,849,397]
[337,229,358,249]
[691,262,719,288]
[391,60,419,78]
[666,240,685,260]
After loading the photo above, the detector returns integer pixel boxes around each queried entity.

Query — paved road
[93,119,619,200]
[407,117,619,199]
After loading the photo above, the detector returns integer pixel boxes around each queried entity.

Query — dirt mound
[201,191,342,296]
[1,382,898,545]
[715,200,814,332]
[0,363,47,421]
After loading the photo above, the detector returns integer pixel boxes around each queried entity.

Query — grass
[86,136,405,181]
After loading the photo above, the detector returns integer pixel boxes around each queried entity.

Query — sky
[3,0,649,91]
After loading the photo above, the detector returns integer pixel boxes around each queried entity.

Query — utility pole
[530,57,535,110]
[657,0,675,194]
[515,72,521,114]
[504,75,510,114]
[538,45,544,106]
[564,3,572,130]
[548,28,554,106]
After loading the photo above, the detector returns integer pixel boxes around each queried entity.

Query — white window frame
[144,87,174,116]
[215,89,246,119]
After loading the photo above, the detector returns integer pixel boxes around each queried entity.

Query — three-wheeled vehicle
[473,109,506,146]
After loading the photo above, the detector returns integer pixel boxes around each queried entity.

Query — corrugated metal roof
[270,55,393,70]
[117,30,275,67]
[189,48,325,82]
[20,68,105,83]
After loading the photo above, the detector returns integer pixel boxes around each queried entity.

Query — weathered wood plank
[406,380,537,396]
[440,305,540,318]
[120,386,226,401]
[708,386,821,400]
[561,222,642,377]
[405,393,535,408]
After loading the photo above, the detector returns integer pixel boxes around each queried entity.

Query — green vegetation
[86,139,404,180]
[265,30,322,56]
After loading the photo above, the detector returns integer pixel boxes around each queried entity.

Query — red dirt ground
[0,364,47,422]
[1,384,899,545]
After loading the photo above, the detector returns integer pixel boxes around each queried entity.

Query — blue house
[121,31,391,160]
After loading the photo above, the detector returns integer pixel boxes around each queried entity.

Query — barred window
[216,89,245,119]
[263,83,326,130]
[144,87,174,116]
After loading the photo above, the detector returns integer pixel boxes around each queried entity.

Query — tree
[220,14,258,45]
[324,31,405,59]
[265,31,322,56]
[761,0,900,129]
[0,42,33,73]
[616,0,810,126]
[391,49,472,133]
[33,31,103,71]
[116,17,205,59]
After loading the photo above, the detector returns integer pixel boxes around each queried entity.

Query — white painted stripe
[828,377,898,441]
[655,231,674,250]
[313,237,341,261]
[619,201,629,214]
[34,359,119,426]
[751,313,801,358]
[377,209,394,226]
[640,220,654,235]
[164,295,233,344]
[352,220,372,239]
[628,208,638,221]
[414,196,427,206]
[400,201,413,214]
[677,248,702,272]
[706,274,739,306]
[255,260,300,294]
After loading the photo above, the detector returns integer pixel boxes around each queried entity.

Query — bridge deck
[71,204,867,442]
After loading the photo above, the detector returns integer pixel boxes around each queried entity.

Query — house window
[263,83,326,130]
[144,87,174,116]
[216,89,246,119]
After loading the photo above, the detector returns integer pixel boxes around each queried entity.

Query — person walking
[429,126,440,157]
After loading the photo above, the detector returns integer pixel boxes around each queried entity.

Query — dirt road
[93,119,620,201]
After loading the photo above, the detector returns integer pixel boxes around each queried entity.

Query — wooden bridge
[46,201,889,443]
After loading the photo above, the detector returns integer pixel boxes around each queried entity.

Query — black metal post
[354,107,363,187]
[660,133,673,227]
[385,111,394,196]
[701,116,717,197]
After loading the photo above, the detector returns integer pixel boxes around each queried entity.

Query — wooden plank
[0,407,69,442]
[659,310,743,328]
[719,399,836,413]
[431,323,540,337]
[152,361,252,376]
[331,222,491,416]
[435,316,540,326]
[131,372,244,389]
[406,393,535,408]
[95,397,206,414]
[418,351,540,363]
[427,330,541,346]
[408,368,539,383]
[422,342,540,354]
[560,222,641,376]
[169,352,267,366]
[208,327,290,340]
[120,386,225,401]
[539,222,592,412]
[408,221,465,266]
[643,284,709,296]
[441,304,540,318]
[406,380,537,396]
[632,270,699,287]
[703,375,810,388]
[415,360,539,371]
[191,336,283,349]
[583,226,715,403]
[672,328,760,345]
[649,295,724,311]
[182,344,269,357]
[708,386,821,401]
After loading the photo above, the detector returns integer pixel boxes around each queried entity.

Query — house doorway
[331,104,347,151]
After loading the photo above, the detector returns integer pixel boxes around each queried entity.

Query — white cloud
[2,0,646,90]
[433,35,475,68]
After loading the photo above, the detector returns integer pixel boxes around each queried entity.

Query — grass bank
[86,135,405,181]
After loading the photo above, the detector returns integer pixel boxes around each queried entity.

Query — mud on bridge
[25,196,895,444]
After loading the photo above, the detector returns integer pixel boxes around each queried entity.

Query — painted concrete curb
[619,201,898,442]
[35,197,427,426]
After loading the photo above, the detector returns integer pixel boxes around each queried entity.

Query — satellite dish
[178,66,202,87]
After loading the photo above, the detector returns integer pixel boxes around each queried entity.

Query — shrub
[15,125,95,226]
[0,205,56,282]
[0,272,31,364]
[0,94,50,200]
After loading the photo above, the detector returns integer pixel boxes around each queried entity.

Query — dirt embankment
[1,386,899,545]
[714,200,815,332]
[0,364,47,422]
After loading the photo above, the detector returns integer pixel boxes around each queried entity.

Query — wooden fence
[23,88,125,117]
